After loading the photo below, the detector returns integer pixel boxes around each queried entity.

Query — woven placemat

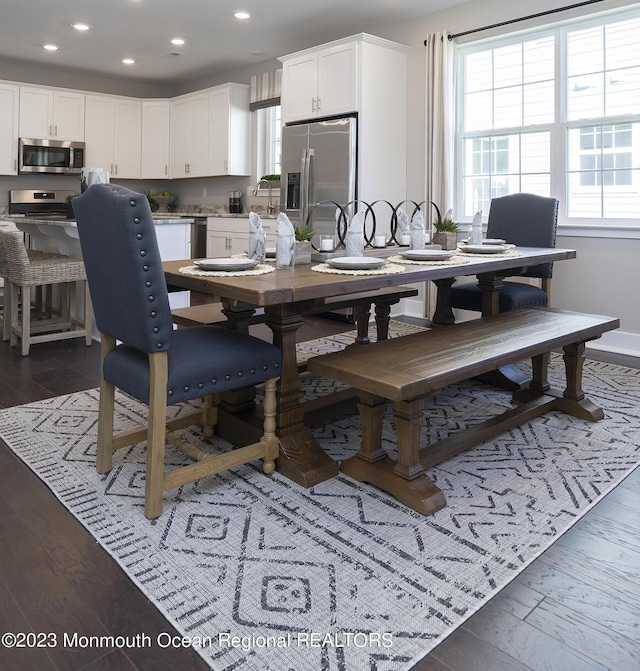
[455,249,522,259]
[178,263,275,278]
[311,262,406,276]
[387,254,471,266]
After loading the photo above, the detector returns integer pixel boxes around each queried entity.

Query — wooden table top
[163,247,576,306]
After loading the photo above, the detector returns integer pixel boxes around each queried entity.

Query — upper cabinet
[171,83,250,179]
[141,100,171,180]
[85,94,141,179]
[209,84,250,176]
[280,40,358,122]
[170,91,210,178]
[0,82,19,175]
[19,86,85,141]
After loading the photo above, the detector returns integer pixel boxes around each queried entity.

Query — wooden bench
[307,308,620,515]
[171,286,419,346]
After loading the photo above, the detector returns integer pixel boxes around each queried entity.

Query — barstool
[0,230,93,356]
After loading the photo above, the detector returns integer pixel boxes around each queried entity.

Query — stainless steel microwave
[18,137,85,175]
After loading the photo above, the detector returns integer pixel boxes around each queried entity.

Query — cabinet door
[53,90,85,141]
[113,98,141,179]
[209,88,230,175]
[187,93,210,177]
[84,95,115,172]
[281,52,318,123]
[206,231,233,257]
[141,100,170,179]
[19,87,52,138]
[0,83,19,175]
[317,43,358,117]
[170,97,191,177]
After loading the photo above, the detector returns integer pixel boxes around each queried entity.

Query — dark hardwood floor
[0,316,638,671]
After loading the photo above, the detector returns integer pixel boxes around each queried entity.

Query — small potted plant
[431,209,459,250]
[149,191,176,213]
[261,173,281,189]
[294,225,314,264]
[64,194,78,219]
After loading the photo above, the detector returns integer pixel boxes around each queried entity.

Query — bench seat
[307,308,619,515]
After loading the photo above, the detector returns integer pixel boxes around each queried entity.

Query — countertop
[3,215,194,226]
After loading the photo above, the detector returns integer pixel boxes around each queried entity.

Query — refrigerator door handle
[301,148,314,227]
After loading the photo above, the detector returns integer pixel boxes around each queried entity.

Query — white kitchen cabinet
[85,94,141,179]
[209,84,251,176]
[280,40,358,122]
[0,82,19,175]
[19,86,85,141]
[206,217,274,258]
[141,100,171,180]
[170,92,210,178]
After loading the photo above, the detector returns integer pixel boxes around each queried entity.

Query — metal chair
[451,193,559,313]
[0,230,93,355]
[72,183,282,519]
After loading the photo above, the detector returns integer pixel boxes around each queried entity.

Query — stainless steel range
[9,189,77,218]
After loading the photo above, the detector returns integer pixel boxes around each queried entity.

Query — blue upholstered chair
[73,184,282,519]
[451,193,559,313]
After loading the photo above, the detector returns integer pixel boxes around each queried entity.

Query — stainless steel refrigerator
[280,115,357,247]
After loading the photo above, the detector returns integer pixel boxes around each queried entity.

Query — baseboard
[584,329,640,366]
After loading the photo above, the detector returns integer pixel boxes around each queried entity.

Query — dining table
[163,245,577,488]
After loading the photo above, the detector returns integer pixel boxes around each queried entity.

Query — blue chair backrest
[487,193,559,279]
[73,183,174,353]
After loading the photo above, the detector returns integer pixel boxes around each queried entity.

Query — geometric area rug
[0,337,638,670]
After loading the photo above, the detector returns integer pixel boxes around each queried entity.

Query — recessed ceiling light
[171,38,185,45]
[71,22,90,31]
[235,10,251,19]
[250,51,266,57]
[122,58,135,65]
[43,44,58,51]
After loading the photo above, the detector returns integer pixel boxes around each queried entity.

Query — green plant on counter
[64,194,79,204]
[294,226,314,242]
[260,174,280,182]
[438,217,459,233]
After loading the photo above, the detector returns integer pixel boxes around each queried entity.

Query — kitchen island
[4,215,194,311]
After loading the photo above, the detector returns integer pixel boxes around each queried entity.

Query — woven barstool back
[0,230,93,355]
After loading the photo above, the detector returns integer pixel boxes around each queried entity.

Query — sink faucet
[253,179,276,215]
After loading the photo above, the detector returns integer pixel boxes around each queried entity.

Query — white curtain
[425,31,456,223]
[424,32,456,318]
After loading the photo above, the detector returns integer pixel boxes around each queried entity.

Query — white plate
[194,258,259,271]
[400,249,455,261]
[483,238,506,245]
[461,245,508,254]
[326,256,388,270]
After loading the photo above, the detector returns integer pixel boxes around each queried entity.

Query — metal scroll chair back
[73,184,282,519]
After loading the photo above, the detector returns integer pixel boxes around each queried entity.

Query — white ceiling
[1,0,467,86]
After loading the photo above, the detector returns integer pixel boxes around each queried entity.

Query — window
[457,9,640,228]
[255,105,281,178]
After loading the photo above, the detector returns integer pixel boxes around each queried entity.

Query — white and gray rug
[0,329,638,671]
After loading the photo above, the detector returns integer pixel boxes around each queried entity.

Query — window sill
[557,223,640,240]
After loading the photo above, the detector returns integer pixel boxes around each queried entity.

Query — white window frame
[454,7,640,239]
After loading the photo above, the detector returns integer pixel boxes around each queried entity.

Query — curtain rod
[424,0,606,44]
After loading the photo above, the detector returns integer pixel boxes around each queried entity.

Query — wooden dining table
[163,246,576,487]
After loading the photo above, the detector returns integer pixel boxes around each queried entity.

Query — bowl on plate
[194,258,259,271]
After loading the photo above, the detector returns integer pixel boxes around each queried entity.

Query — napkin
[248,212,266,261]
[345,210,365,257]
[276,213,296,268]
[470,210,483,245]
[397,208,410,237]
[410,209,426,250]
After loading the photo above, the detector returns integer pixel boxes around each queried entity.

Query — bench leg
[555,341,604,421]
[513,352,551,403]
[341,394,447,516]
[353,304,372,345]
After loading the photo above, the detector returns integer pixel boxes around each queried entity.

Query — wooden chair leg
[2,280,11,341]
[84,282,93,346]
[21,284,32,356]
[145,352,169,520]
[9,283,19,348]
[97,335,116,473]
[261,377,279,474]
